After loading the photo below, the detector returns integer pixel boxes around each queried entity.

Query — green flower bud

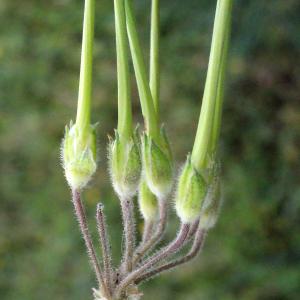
[141,127,173,199]
[200,175,222,230]
[62,121,97,189]
[175,155,207,224]
[138,179,158,221]
[109,130,141,198]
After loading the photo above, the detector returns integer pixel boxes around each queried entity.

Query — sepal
[141,127,173,199]
[62,121,97,189]
[109,129,142,198]
[175,155,207,223]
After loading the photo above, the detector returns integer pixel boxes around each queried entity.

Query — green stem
[150,0,160,118]
[76,0,95,134]
[210,4,232,154]
[191,0,233,170]
[124,0,159,141]
[114,0,133,140]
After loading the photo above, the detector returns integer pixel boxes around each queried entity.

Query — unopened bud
[62,121,97,189]
[141,127,173,199]
[109,130,141,198]
[138,179,158,221]
[200,174,222,230]
[175,155,207,224]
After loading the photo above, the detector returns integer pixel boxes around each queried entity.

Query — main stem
[76,0,95,133]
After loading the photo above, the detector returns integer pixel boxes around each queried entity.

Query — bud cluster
[60,0,232,299]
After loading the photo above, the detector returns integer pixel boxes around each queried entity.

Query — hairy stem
[96,203,114,294]
[71,190,109,297]
[120,197,136,273]
[186,218,200,241]
[142,221,154,244]
[133,199,167,266]
[115,223,190,298]
[135,228,207,284]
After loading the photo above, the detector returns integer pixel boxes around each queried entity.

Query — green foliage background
[1,0,300,299]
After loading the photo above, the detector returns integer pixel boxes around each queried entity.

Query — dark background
[1,0,300,299]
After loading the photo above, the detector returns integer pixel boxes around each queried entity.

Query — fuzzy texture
[61,0,233,298]
[200,176,223,230]
[93,288,108,300]
[108,129,141,198]
[141,129,173,199]
[96,203,114,294]
[133,198,167,266]
[62,121,97,189]
[138,179,158,221]
[175,155,207,224]
[120,197,136,273]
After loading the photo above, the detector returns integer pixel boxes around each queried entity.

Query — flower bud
[109,130,141,198]
[62,121,97,189]
[175,155,207,224]
[138,179,158,221]
[199,175,222,230]
[141,127,173,199]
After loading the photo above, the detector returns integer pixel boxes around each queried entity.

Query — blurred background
[1,0,300,299]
